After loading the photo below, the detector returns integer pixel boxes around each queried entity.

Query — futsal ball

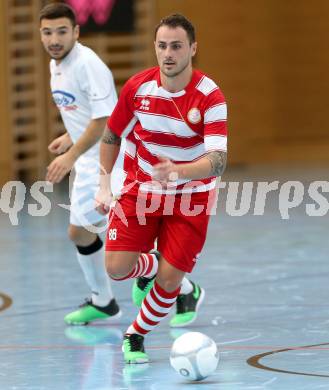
[170,332,219,381]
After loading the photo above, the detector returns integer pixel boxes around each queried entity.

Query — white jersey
[49,42,119,226]
[50,42,117,166]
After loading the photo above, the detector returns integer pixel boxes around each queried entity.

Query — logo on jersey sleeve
[187,108,201,124]
[52,90,78,111]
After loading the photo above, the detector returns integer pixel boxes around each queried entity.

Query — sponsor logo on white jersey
[52,90,78,111]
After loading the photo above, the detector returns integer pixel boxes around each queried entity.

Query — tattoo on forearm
[206,151,227,177]
[102,128,121,145]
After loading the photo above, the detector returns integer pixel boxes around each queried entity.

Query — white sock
[77,246,113,307]
[180,277,193,295]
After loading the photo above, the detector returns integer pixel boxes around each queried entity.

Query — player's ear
[74,24,80,39]
[191,42,197,57]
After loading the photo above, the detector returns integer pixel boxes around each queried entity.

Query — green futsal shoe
[132,250,159,307]
[169,281,205,328]
[132,275,156,307]
[64,298,121,325]
[123,333,149,364]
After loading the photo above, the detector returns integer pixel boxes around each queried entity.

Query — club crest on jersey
[187,108,201,124]
[139,98,150,111]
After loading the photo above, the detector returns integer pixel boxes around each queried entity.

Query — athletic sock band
[76,235,103,255]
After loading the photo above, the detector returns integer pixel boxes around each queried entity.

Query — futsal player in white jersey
[39,3,121,325]
[96,14,227,363]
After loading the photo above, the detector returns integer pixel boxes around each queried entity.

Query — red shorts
[105,190,216,272]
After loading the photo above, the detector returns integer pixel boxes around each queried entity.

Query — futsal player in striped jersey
[96,14,227,363]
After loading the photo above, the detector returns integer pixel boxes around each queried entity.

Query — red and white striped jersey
[108,67,227,194]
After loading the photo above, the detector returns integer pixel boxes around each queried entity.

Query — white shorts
[69,154,106,227]
[69,144,127,227]
[70,173,106,227]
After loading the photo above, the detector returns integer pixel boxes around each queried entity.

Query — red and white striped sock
[111,253,158,281]
[126,281,180,335]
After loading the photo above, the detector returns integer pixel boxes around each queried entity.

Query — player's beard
[48,42,74,61]
[161,58,190,78]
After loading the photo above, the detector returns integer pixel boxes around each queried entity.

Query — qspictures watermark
[0,181,54,225]
[220,180,329,218]
[0,180,329,229]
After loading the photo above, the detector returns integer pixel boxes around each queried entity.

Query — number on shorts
[108,228,117,240]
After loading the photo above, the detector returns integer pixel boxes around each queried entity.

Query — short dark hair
[39,3,77,27]
[154,14,196,45]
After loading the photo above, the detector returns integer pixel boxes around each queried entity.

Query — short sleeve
[107,77,137,138]
[78,55,118,119]
[203,88,228,152]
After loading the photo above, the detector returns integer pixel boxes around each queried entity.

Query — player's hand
[46,153,75,183]
[153,157,179,184]
[48,133,73,155]
[95,187,113,215]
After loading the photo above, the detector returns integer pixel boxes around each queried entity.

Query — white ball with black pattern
[170,332,219,381]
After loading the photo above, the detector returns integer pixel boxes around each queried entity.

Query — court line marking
[247,342,329,378]
[0,292,12,312]
[2,343,329,352]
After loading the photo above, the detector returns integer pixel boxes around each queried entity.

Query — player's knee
[106,263,120,279]
[156,277,181,293]
[107,268,130,280]
[105,252,123,279]
[68,225,94,245]
[105,253,129,279]
[156,259,185,292]
[67,225,81,243]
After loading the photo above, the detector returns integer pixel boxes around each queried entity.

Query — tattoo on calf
[102,128,121,145]
[206,151,227,177]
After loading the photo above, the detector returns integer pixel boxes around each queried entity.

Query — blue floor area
[1,164,329,389]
